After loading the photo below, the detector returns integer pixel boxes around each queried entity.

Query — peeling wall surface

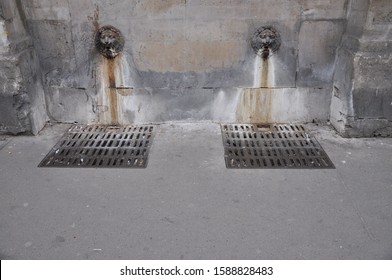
[0,0,391,136]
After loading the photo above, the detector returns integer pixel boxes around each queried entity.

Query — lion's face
[259,29,277,47]
[251,27,281,59]
[95,26,124,59]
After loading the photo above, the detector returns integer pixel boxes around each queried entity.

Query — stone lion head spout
[95,25,125,59]
[251,26,281,60]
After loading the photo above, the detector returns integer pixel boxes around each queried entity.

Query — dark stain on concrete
[107,59,118,125]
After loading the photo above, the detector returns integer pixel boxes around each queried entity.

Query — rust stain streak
[236,88,273,124]
[107,59,118,125]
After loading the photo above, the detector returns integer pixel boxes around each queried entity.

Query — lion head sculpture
[95,25,125,59]
[251,26,281,60]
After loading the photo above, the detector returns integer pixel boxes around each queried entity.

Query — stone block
[300,0,348,20]
[344,118,392,137]
[46,86,92,124]
[185,0,301,21]
[127,0,185,20]
[353,53,392,89]
[17,49,47,134]
[22,0,71,21]
[332,48,355,101]
[119,88,216,123]
[28,20,75,72]
[298,20,345,87]
[368,0,392,25]
[0,57,22,95]
[345,4,370,37]
[132,40,246,73]
[0,94,31,135]
[353,88,392,119]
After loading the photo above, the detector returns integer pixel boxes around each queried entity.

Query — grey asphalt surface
[0,122,391,260]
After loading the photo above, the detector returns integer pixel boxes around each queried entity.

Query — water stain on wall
[261,59,269,87]
[96,54,133,125]
[237,53,278,123]
[236,88,273,123]
[107,59,118,124]
[253,55,276,88]
[90,9,133,125]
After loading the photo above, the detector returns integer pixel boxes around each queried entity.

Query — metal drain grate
[39,124,156,168]
[221,124,335,169]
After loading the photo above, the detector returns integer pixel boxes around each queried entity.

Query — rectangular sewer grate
[221,124,335,169]
[38,124,156,168]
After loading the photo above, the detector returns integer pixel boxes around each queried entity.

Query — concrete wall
[331,0,392,137]
[0,0,47,135]
[6,0,347,127]
[0,0,391,137]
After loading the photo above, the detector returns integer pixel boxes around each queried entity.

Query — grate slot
[221,124,335,169]
[38,124,156,168]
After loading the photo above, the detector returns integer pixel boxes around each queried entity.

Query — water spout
[253,52,276,88]
[251,26,281,60]
[95,25,124,59]
[95,25,131,125]
[251,26,280,88]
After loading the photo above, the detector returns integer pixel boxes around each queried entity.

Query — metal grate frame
[221,124,335,169]
[39,124,156,168]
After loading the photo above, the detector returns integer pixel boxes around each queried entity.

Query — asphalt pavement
[0,122,391,259]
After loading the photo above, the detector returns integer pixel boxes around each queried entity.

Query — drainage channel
[38,124,156,168]
[221,124,335,169]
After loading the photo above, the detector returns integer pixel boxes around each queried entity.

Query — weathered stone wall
[0,0,391,136]
[8,0,347,127]
[331,0,392,137]
[0,0,47,135]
